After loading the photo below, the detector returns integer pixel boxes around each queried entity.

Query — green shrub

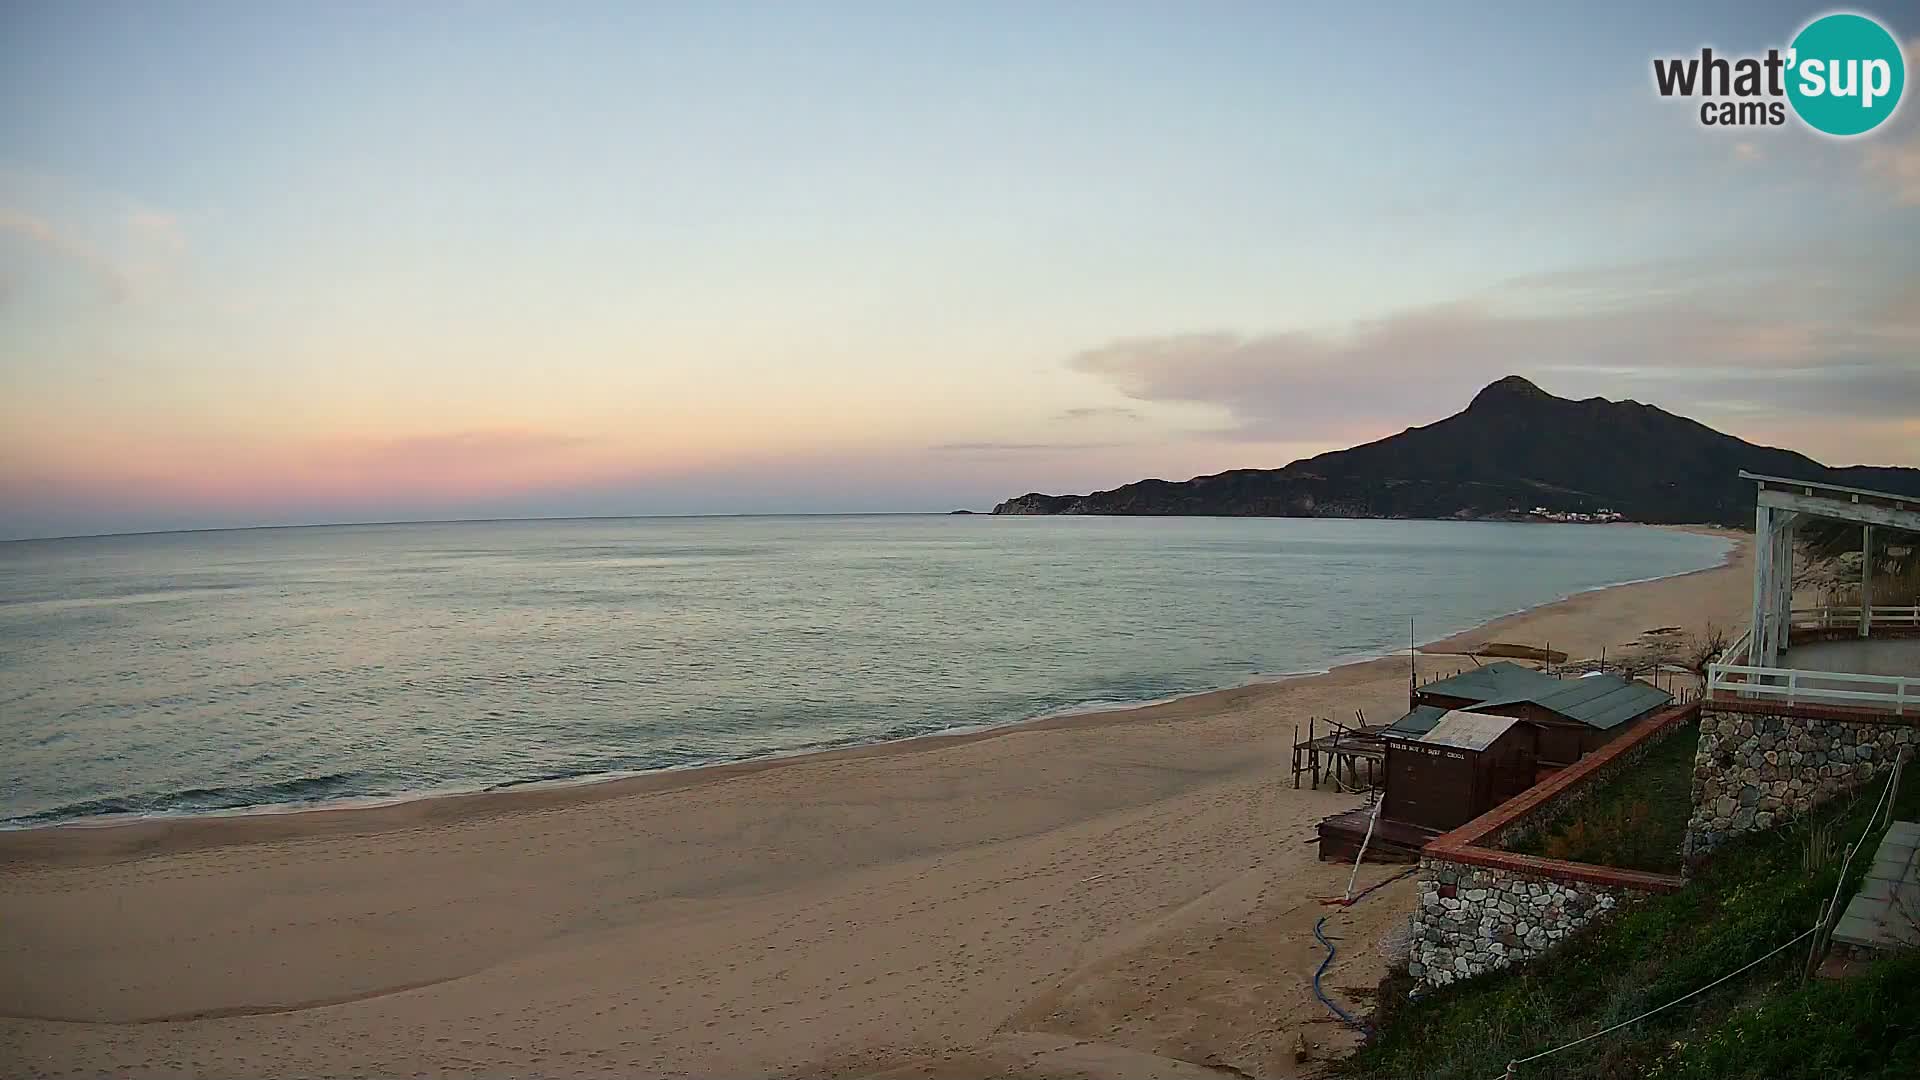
[1341,768,1920,1080]
[1509,723,1697,874]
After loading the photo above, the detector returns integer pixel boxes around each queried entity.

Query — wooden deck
[1291,715,1386,791]
[1316,807,1439,864]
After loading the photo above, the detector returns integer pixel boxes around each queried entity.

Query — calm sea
[0,516,1726,826]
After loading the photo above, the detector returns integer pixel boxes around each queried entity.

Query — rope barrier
[1818,748,1905,937]
[1346,866,1418,906]
[1344,799,1385,902]
[1489,926,1815,1077]
[1487,755,1909,1077]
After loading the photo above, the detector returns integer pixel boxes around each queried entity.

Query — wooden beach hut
[1412,664,1671,767]
[1463,673,1671,766]
[1315,709,1539,862]
[1381,711,1538,832]
[1318,666,1672,863]
[1411,661,1561,712]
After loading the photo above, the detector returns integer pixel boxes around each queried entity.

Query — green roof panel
[1415,661,1563,704]
[1383,704,1450,739]
[1471,672,1673,730]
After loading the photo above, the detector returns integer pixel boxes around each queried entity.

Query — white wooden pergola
[1715,472,1920,713]
[1745,471,1920,665]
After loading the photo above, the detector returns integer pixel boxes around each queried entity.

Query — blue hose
[1312,867,1417,1034]
[1313,915,1371,1033]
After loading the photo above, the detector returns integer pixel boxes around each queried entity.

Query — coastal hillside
[993,376,1920,526]
[1343,763,1920,1079]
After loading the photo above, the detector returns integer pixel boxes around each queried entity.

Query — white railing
[1706,663,1913,715]
[1721,626,1752,667]
[1706,607,1915,713]
[1789,605,1920,630]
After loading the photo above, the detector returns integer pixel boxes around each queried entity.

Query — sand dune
[0,529,1748,1079]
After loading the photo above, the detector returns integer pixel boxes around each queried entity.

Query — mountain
[992,376,1920,525]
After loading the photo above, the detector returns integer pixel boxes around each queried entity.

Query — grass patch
[1338,769,1920,1080]
[1506,722,1698,874]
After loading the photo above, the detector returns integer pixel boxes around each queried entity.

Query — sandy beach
[0,527,1749,1080]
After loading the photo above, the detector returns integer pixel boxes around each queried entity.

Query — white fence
[1705,664,1914,715]
[1721,626,1752,668]
[1789,605,1920,630]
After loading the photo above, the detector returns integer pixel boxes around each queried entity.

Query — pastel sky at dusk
[2,1,1917,540]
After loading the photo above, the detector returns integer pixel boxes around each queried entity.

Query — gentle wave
[8,771,372,827]
[0,517,1730,828]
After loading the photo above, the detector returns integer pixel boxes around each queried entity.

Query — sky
[2,1,1917,540]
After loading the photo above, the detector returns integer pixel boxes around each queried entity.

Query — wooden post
[1884,748,1908,829]
[1293,724,1301,789]
[1861,524,1874,638]
[1310,717,1320,789]
[1408,616,1416,710]
[1804,898,1830,984]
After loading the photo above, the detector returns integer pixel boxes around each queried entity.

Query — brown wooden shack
[1468,675,1670,766]
[1411,664,1671,767]
[1319,668,1673,863]
[1412,661,1561,712]
[1381,711,1538,832]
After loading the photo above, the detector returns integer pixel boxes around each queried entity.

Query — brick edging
[1704,695,1916,726]
[1426,846,1685,892]
[1421,701,1699,895]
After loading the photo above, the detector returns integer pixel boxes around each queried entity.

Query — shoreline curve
[0,524,1742,866]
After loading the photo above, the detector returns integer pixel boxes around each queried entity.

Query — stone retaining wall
[1408,861,1641,986]
[1683,701,1918,856]
[1407,703,1695,988]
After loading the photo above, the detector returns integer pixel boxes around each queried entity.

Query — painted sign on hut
[1380,711,1538,832]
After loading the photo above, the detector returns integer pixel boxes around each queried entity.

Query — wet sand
[0,527,1749,1079]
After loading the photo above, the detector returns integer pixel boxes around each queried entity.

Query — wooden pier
[1291,713,1386,792]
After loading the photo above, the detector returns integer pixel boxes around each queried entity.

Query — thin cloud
[0,208,130,302]
[1865,134,1920,205]
[929,440,1127,453]
[0,202,189,305]
[1860,39,1920,205]
[347,430,597,467]
[124,208,186,254]
[1053,406,1144,422]
[1066,261,1920,454]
